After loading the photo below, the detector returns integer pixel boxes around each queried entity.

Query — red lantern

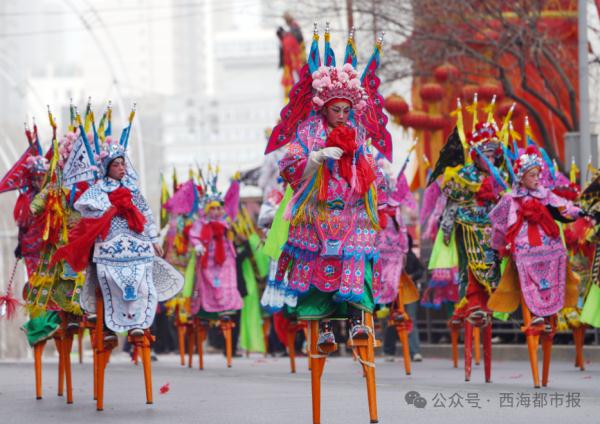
[478,82,504,102]
[419,82,444,103]
[384,94,409,118]
[401,110,430,130]
[426,114,451,131]
[461,84,478,102]
[434,63,460,83]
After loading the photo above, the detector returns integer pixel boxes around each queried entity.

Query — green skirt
[581,284,600,328]
[296,261,375,320]
[21,311,61,346]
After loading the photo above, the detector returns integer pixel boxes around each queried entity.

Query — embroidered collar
[99,175,138,193]
[512,185,548,199]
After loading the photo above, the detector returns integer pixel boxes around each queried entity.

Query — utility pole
[578,0,591,185]
[346,0,354,33]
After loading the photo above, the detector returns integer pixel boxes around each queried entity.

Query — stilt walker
[189,170,243,369]
[53,105,183,409]
[488,145,584,388]
[262,24,393,423]
[0,120,55,400]
[429,98,511,383]
[377,163,418,375]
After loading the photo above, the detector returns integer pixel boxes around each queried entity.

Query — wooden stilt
[450,326,459,368]
[482,322,492,383]
[187,321,196,369]
[309,320,326,424]
[94,288,117,411]
[33,340,46,400]
[175,304,186,366]
[573,325,586,371]
[220,319,235,368]
[77,326,84,364]
[177,323,186,366]
[473,326,481,366]
[464,321,473,382]
[541,316,556,387]
[61,316,75,404]
[349,313,378,423]
[392,289,412,375]
[55,336,64,397]
[396,325,411,376]
[128,330,155,404]
[262,318,270,358]
[197,321,205,370]
[521,299,540,388]
[287,327,297,374]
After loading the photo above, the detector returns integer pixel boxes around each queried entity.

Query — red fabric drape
[319,125,376,201]
[200,221,227,268]
[505,198,559,251]
[52,187,146,271]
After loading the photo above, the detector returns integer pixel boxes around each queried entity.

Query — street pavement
[1,350,599,423]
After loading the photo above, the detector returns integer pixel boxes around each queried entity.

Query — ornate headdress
[466,122,501,153]
[99,136,125,175]
[25,155,49,175]
[513,146,543,181]
[311,64,367,111]
[265,23,392,161]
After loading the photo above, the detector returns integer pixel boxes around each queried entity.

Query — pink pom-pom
[99,151,109,159]
[312,97,325,107]
[342,63,354,73]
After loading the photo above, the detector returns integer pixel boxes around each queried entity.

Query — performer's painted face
[521,167,541,190]
[108,157,126,180]
[207,205,224,220]
[324,100,352,128]
[31,173,45,191]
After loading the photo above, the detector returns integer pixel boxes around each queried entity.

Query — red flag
[0,147,37,194]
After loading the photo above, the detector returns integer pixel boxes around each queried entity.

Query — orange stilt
[55,336,65,397]
[128,330,155,404]
[396,325,411,376]
[262,318,270,358]
[197,322,205,370]
[473,326,481,366]
[541,316,556,387]
[61,317,75,404]
[287,327,297,374]
[177,323,186,366]
[33,340,46,400]
[187,321,196,368]
[77,326,84,364]
[349,313,378,423]
[94,288,117,411]
[521,299,541,388]
[220,319,235,368]
[393,287,412,376]
[309,320,326,424]
[573,325,586,371]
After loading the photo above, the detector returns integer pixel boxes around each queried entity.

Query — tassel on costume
[0,260,22,320]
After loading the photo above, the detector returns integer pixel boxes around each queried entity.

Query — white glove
[194,244,206,255]
[302,147,344,180]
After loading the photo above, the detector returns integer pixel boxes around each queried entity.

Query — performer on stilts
[188,169,243,368]
[262,24,393,423]
[53,107,183,409]
[488,145,584,388]
[430,97,510,383]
